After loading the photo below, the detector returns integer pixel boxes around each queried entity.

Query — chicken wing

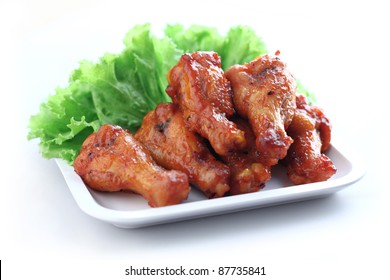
[225,54,296,166]
[221,116,271,195]
[284,94,336,184]
[134,103,230,198]
[166,51,246,156]
[294,93,332,151]
[74,124,190,207]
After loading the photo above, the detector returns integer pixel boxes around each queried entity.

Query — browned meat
[135,103,230,198]
[221,116,271,195]
[166,51,246,156]
[74,124,190,207]
[226,54,296,166]
[284,94,336,184]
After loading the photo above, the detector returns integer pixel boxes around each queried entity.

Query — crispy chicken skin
[284,94,336,184]
[221,116,271,195]
[225,54,296,166]
[295,94,332,152]
[73,124,190,207]
[135,103,230,198]
[166,51,246,156]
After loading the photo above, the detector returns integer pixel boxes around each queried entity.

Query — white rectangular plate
[56,143,365,228]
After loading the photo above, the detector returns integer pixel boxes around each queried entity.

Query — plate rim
[56,142,366,228]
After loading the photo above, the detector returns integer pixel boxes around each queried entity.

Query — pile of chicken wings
[74,51,336,207]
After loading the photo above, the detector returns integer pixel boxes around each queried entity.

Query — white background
[1,0,389,279]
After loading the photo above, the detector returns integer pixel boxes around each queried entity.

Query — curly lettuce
[28,24,181,164]
[28,23,314,165]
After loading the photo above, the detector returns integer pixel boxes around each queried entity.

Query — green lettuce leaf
[28,23,315,165]
[27,80,100,164]
[165,24,224,54]
[28,24,180,164]
[165,24,267,70]
[219,26,268,70]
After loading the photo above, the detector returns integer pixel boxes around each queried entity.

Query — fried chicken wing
[295,93,332,151]
[166,51,246,156]
[221,116,271,195]
[225,54,296,166]
[135,103,230,198]
[284,94,336,184]
[74,124,190,207]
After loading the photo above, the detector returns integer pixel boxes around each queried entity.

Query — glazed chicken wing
[284,94,336,184]
[135,103,230,198]
[74,124,190,207]
[225,54,296,166]
[294,94,332,151]
[166,51,246,156]
[221,116,271,195]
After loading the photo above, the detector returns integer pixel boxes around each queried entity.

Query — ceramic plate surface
[56,143,365,228]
